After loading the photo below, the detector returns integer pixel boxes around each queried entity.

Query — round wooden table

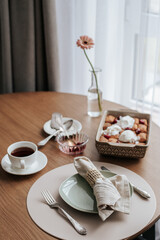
[0,92,160,239]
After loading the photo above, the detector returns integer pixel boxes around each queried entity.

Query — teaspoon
[37,119,73,147]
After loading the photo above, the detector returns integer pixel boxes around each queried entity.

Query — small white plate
[1,151,47,175]
[43,117,82,135]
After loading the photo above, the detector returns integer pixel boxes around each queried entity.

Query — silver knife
[101,166,151,199]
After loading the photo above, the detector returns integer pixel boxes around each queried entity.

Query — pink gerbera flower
[76,35,102,112]
[76,35,94,49]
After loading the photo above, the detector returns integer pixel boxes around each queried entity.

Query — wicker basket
[96,110,151,158]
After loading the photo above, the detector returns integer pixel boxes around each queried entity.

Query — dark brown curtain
[0,0,60,93]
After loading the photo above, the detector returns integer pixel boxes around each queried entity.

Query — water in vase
[88,88,102,117]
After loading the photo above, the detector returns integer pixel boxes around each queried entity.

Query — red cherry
[136,128,141,134]
[104,134,110,139]
[125,127,131,130]
[139,119,145,124]
[113,119,117,123]
[77,142,84,145]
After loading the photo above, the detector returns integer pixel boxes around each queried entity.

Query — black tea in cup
[11,147,34,157]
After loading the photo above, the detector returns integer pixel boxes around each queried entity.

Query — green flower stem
[83,49,102,112]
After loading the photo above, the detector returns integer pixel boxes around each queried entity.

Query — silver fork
[41,190,87,235]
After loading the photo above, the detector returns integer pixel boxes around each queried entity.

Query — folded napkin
[74,156,131,221]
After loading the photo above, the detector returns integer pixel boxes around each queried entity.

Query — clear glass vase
[87,68,102,117]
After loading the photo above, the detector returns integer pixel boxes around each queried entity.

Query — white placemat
[27,162,156,240]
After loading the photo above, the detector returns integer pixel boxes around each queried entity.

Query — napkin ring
[86,169,104,187]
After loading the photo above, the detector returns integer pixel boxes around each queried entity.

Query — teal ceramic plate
[59,170,132,213]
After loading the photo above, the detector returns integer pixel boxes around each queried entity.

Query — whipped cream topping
[103,124,122,136]
[119,130,139,143]
[117,115,135,129]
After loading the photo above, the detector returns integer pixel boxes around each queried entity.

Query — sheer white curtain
[123,0,160,126]
[55,0,160,126]
[55,0,125,100]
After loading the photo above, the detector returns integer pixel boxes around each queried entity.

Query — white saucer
[43,117,82,135]
[1,151,47,175]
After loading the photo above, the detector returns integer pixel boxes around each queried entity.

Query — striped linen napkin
[74,156,131,221]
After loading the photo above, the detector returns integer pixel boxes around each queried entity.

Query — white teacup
[7,141,37,169]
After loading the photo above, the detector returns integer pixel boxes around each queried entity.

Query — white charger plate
[43,117,82,135]
[27,162,156,240]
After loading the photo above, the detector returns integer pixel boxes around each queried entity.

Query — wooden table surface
[0,91,160,240]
